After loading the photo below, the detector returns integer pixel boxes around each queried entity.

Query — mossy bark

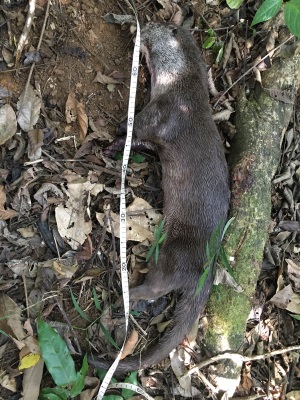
[206,42,300,355]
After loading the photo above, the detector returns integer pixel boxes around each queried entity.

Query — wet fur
[89,22,230,372]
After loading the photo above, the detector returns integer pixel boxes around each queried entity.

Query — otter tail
[88,269,214,372]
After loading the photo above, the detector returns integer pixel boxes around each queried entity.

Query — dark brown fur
[89,22,230,372]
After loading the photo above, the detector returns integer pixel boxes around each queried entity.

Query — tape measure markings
[96,3,141,399]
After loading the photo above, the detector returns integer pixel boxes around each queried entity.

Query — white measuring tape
[96,3,153,400]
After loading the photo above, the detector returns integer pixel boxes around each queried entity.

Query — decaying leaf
[65,91,77,123]
[120,330,138,359]
[52,257,78,279]
[22,358,44,400]
[96,197,162,242]
[93,71,122,84]
[65,92,88,141]
[0,374,17,393]
[157,0,173,19]
[77,102,88,141]
[0,293,26,342]
[0,185,19,220]
[102,13,135,25]
[0,104,17,145]
[34,182,64,206]
[170,349,192,391]
[268,88,294,104]
[55,172,96,249]
[28,129,44,160]
[17,84,42,132]
[270,284,293,309]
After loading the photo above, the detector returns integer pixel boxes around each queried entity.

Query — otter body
[90,22,230,371]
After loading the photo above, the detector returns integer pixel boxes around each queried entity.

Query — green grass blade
[92,288,102,312]
[221,217,235,241]
[70,355,88,397]
[195,267,210,296]
[158,231,167,244]
[155,244,159,264]
[146,243,156,262]
[70,288,91,322]
[98,320,119,350]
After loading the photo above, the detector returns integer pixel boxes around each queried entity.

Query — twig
[0,61,56,74]
[55,300,82,355]
[185,345,300,378]
[17,0,51,117]
[15,0,36,67]
[22,274,30,320]
[129,313,147,336]
[214,34,295,108]
[197,370,219,398]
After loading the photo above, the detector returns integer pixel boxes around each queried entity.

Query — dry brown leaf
[287,391,300,400]
[270,284,293,309]
[17,84,42,132]
[65,91,77,123]
[170,349,191,390]
[52,256,78,279]
[0,374,17,393]
[286,259,300,275]
[28,129,44,160]
[0,293,26,341]
[96,197,162,242]
[0,104,17,145]
[156,0,173,19]
[22,358,44,400]
[0,185,19,220]
[77,102,88,141]
[55,172,95,249]
[109,70,126,81]
[120,330,139,359]
[93,71,121,84]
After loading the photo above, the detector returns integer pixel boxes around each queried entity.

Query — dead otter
[89,22,230,372]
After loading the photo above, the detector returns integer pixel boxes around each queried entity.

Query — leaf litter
[0,0,300,399]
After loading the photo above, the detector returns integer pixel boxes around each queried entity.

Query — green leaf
[92,288,102,312]
[98,320,119,350]
[131,153,145,163]
[203,37,215,49]
[122,371,139,399]
[38,319,77,387]
[70,355,88,397]
[40,387,70,400]
[226,0,244,9]
[96,369,117,383]
[103,396,123,400]
[290,313,300,320]
[114,153,123,160]
[70,288,91,322]
[251,0,282,27]
[284,0,300,38]
[195,267,210,296]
